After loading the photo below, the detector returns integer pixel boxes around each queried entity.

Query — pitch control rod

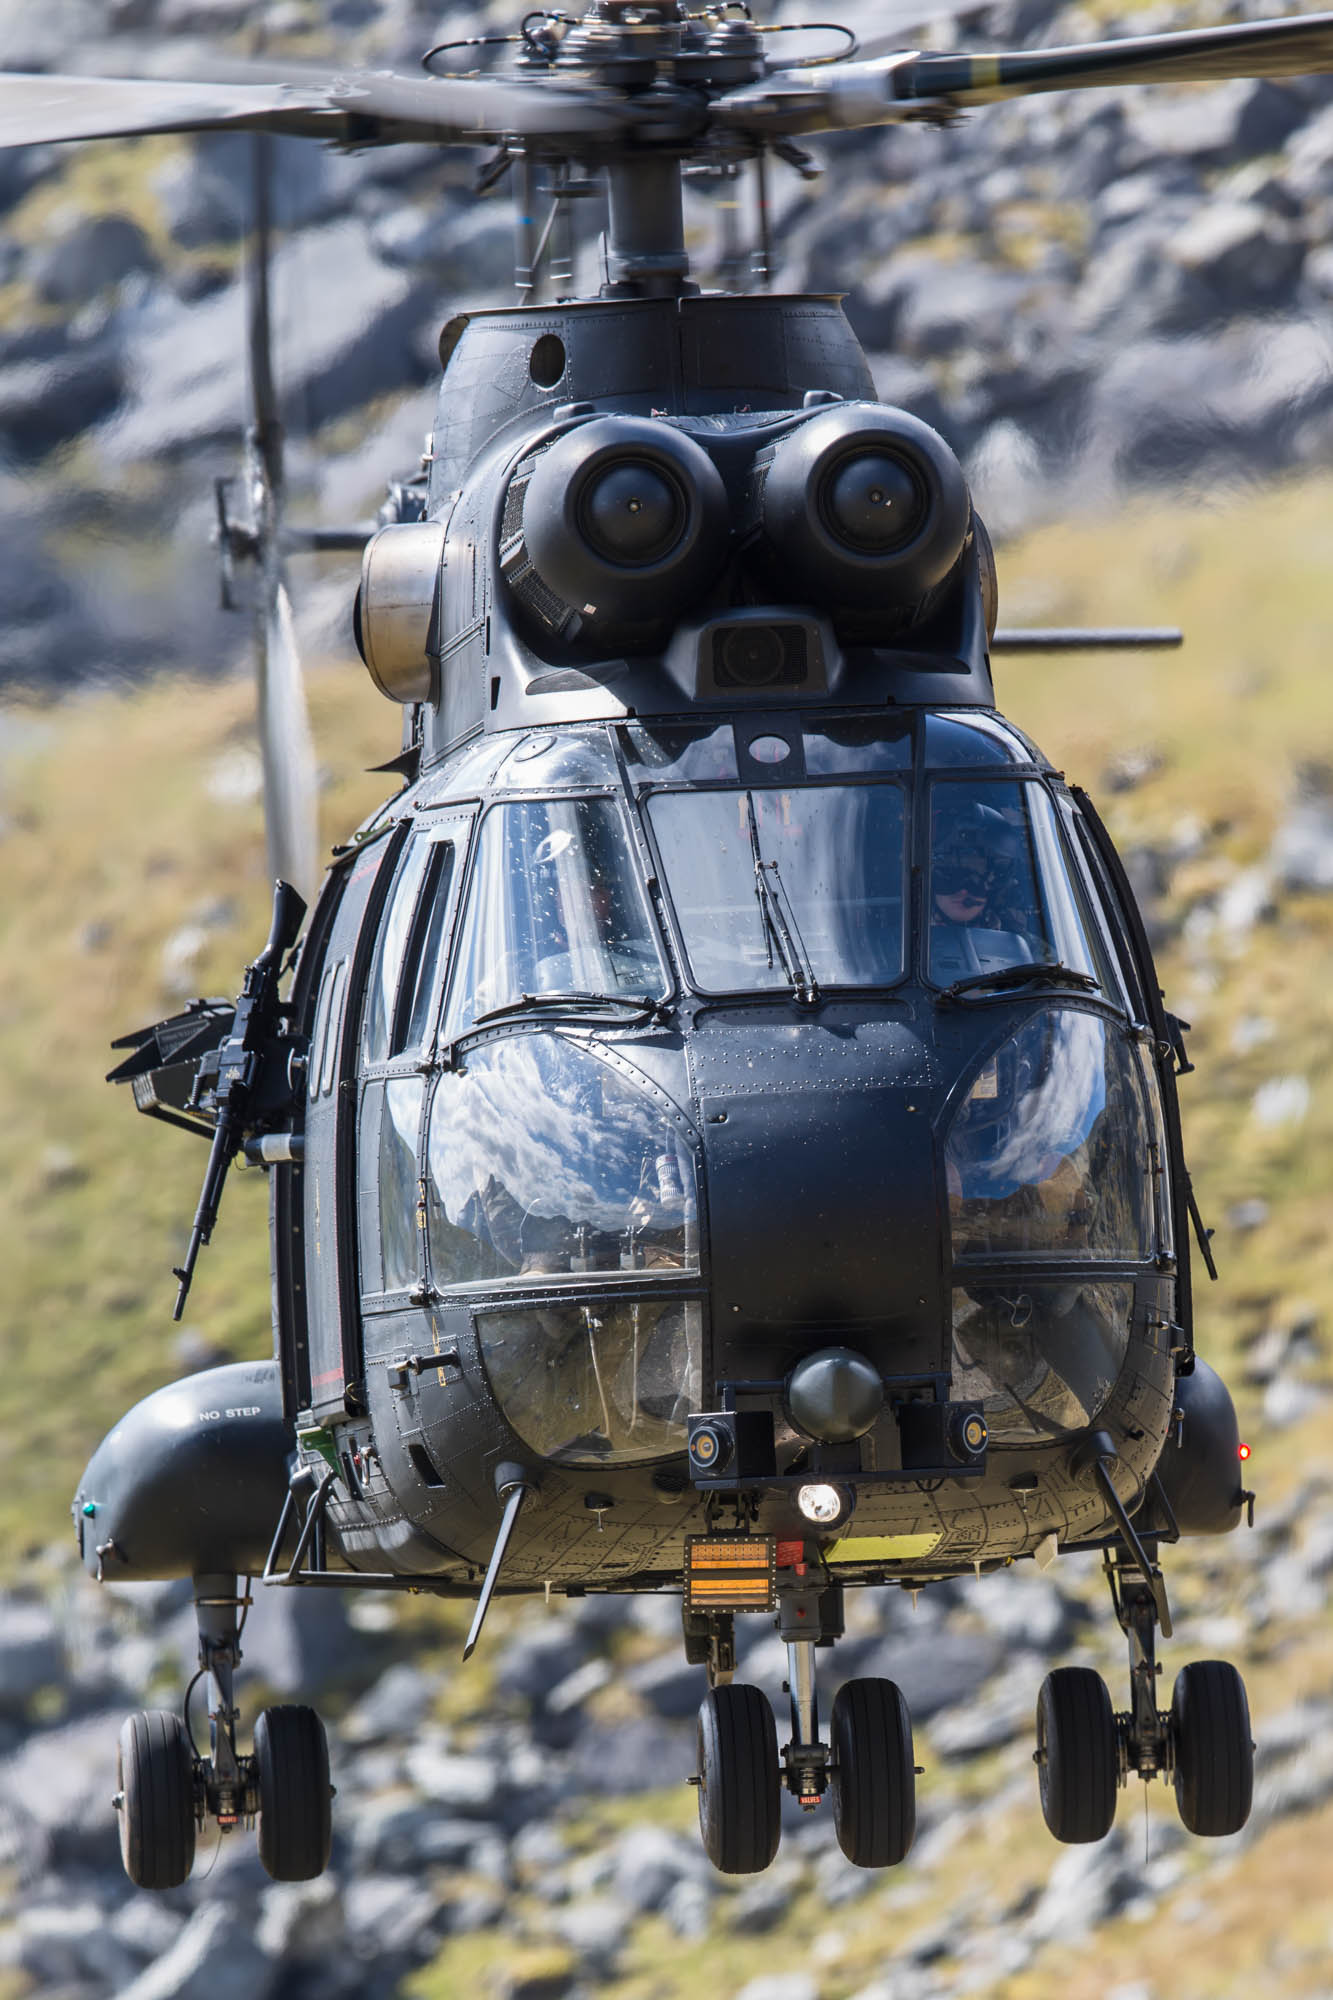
[463,1462,540,1661]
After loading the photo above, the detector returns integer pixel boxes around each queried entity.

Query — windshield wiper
[470,991,664,1029]
[745,794,819,1007]
[941,963,1099,1002]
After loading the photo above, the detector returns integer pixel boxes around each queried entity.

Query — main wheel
[831,1677,916,1868]
[254,1705,333,1882]
[696,1683,781,1875]
[1171,1660,1253,1837]
[117,1709,197,1890]
[1035,1667,1119,1844]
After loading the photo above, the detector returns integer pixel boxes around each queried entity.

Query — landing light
[796,1482,853,1529]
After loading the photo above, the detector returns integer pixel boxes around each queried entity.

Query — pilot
[928,804,1044,982]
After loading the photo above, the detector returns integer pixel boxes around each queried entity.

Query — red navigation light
[1239,1441,1252,1461]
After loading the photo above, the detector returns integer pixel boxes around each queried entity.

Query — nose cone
[693,1011,947,1384]
[786,1347,884,1442]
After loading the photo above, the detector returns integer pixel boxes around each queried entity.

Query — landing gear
[111,1573,334,1890]
[1171,1659,1253,1837]
[831,1678,916,1867]
[696,1683,781,1874]
[682,1605,736,1687]
[255,1704,333,1881]
[689,1575,923,1875]
[1035,1667,1118,1844]
[1035,1534,1253,1844]
[116,1710,197,1890]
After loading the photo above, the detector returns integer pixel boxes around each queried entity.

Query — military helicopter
[9,0,1315,1892]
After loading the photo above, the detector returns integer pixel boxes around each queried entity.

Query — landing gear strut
[113,1573,333,1889]
[1035,1535,1253,1843]
[690,1578,917,1874]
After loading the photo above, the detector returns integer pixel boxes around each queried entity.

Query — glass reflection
[803,717,913,774]
[442,798,665,1040]
[618,722,739,785]
[478,1299,702,1464]
[923,712,1035,766]
[496,729,618,789]
[951,1280,1133,1442]
[648,784,905,992]
[928,779,1103,987]
[947,1010,1153,1260]
[379,1076,424,1292]
[363,841,431,1062]
[427,1037,698,1288]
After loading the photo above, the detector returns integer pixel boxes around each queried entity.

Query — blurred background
[0,0,1331,1996]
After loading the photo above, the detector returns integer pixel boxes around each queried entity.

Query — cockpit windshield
[927,778,1110,991]
[647,784,906,995]
[442,797,666,1040]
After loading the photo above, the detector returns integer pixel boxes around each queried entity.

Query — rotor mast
[543,0,763,300]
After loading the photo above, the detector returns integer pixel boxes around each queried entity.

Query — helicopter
[6,0,1313,1894]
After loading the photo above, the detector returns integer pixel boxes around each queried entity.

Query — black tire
[1035,1667,1119,1844]
[696,1683,781,1875]
[831,1677,916,1868]
[1171,1660,1253,1837]
[117,1709,197,1890]
[254,1705,333,1882]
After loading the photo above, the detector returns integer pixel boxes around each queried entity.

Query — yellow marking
[689,1583,773,1603]
[970,55,1001,90]
[826,1533,943,1562]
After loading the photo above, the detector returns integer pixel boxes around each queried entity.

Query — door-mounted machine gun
[108,880,308,1317]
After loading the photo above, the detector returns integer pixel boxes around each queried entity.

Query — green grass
[1,475,1331,1997]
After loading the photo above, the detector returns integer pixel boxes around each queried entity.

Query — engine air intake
[506,416,729,642]
[759,403,970,616]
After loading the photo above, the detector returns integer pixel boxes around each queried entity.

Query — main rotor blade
[901,6,1333,102]
[716,7,1333,131]
[0,66,629,151]
[258,577,319,907]
[247,132,282,499]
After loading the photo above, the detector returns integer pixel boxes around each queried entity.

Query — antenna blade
[0,67,629,151]
[258,577,319,907]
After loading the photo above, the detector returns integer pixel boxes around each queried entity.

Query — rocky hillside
[0,479,1330,2000]
[2,2,1333,1997]
[8,0,1333,684]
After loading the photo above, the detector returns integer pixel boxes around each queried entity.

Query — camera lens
[719,624,787,686]
[688,1421,733,1474]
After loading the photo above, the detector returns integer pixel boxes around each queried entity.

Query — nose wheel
[830,1677,917,1868]
[695,1682,781,1874]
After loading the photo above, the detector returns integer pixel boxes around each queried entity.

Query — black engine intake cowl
[511,416,729,634]
[757,403,971,614]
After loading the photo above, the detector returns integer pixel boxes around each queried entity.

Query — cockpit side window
[397,839,457,1055]
[363,839,431,1064]
[441,797,667,1042]
[926,778,1108,991]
